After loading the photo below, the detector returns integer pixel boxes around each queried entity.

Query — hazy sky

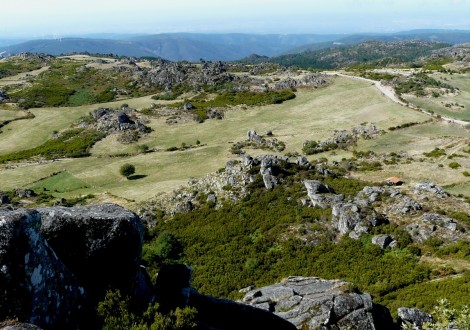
[1,0,469,38]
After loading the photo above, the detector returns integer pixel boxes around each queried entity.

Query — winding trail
[324,72,469,126]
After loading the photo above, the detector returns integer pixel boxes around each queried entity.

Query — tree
[120,163,135,178]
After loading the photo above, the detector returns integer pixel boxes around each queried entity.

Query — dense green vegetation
[144,173,430,304]
[98,290,197,330]
[30,171,89,193]
[172,89,296,122]
[270,41,449,69]
[378,274,470,317]
[395,72,456,96]
[0,58,45,79]
[0,128,104,163]
[8,60,159,108]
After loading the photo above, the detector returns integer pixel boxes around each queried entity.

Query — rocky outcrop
[242,276,394,329]
[303,124,382,155]
[273,74,329,90]
[398,307,433,329]
[0,209,89,329]
[88,107,150,135]
[405,213,466,243]
[414,182,449,199]
[0,204,153,329]
[260,155,288,190]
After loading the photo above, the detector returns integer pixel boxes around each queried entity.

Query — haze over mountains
[1,30,470,62]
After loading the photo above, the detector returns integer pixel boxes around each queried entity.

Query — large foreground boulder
[0,204,153,329]
[37,204,145,297]
[0,209,88,329]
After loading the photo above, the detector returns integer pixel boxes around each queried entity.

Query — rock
[304,180,330,195]
[296,156,310,168]
[414,182,449,198]
[15,189,36,198]
[0,209,89,329]
[206,194,217,204]
[0,322,43,330]
[0,90,9,102]
[183,102,193,110]
[266,130,273,136]
[239,285,254,293]
[405,213,463,243]
[242,276,393,329]
[398,307,433,328]
[0,194,10,205]
[117,112,132,124]
[248,130,265,144]
[154,264,296,329]
[372,235,393,249]
[1,204,155,329]
[37,204,146,298]
[174,200,193,213]
[259,155,287,190]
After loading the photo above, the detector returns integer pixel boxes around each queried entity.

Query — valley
[1,42,470,329]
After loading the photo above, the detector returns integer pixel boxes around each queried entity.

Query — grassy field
[0,76,462,202]
[0,95,156,154]
[404,72,470,120]
[0,109,24,122]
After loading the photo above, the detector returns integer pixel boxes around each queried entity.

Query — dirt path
[325,72,469,126]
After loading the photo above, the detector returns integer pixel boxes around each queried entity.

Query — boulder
[0,194,10,205]
[414,182,448,198]
[398,307,432,328]
[37,204,145,298]
[372,235,393,249]
[242,276,393,329]
[0,209,89,329]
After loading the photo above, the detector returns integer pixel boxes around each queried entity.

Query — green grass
[404,73,470,121]
[377,273,470,317]
[9,59,159,109]
[29,171,89,193]
[0,76,455,202]
[0,128,105,163]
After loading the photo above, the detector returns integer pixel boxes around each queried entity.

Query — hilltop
[1,43,470,329]
[2,30,470,61]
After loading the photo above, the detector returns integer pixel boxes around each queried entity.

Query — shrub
[449,162,461,169]
[120,164,135,178]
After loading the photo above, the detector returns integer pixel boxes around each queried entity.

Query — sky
[1,0,470,39]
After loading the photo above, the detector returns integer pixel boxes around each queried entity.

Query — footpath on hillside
[324,71,469,126]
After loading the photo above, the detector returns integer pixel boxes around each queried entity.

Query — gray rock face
[0,90,9,102]
[0,209,88,329]
[303,180,342,209]
[405,213,466,243]
[37,204,144,296]
[259,155,288,190]
[242,276,390,329]
[414,182,449,198]
[332,203,386,237]
[398,307,433,328]
[372,235,393,249]
[0,204,153,329]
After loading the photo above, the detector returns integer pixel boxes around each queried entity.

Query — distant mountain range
[1,30,470,62]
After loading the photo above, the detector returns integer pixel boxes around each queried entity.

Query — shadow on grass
[127,174,147,180]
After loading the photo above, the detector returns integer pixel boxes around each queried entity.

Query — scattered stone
[398,307,433,329]
[206,194,217,204]
[372,235,393,249]
[15,189,36,198]
[414,182,449,198]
